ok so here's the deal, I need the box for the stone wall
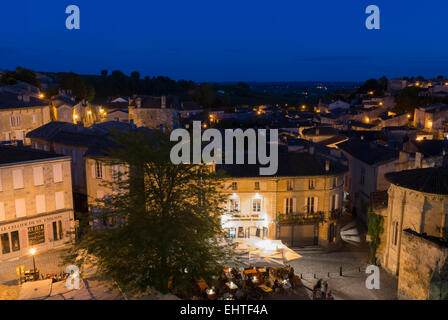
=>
[130,107,177,130]
[397,229,448,300]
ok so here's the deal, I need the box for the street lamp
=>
[30,248,37,274]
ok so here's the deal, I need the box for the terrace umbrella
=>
[248,251,285,267]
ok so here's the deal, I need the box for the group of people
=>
[313,279,334,300]
[190,266,302,300]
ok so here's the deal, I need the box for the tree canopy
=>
[0,66,41,88]
[65,129,234,296]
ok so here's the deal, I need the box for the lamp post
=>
[30,248,37,274]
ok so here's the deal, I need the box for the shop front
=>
[0,210,73,262]
[222,213,270,240]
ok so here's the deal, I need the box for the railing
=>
[329,208,343,220]
[277,211,325,224]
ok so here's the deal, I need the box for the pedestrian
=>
[321,281,328,300]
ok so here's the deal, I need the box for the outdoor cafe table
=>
[206,289,217,300]
[243,269,257,276]
[258,284,272,293]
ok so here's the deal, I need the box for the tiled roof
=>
[0,145,67,165]
[385,167,448,195]
[302,126,339,136]
[338,139,398,165]
[0,92,48,110]
[407,140,448,157]
[317,135,348,146]
[216,152,347,178]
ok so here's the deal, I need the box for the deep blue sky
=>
[0,0,447,82]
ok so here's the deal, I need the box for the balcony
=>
[277,208,342,224]
[329,208,343,220]
[277,212,324,224]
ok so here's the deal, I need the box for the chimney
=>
[325,160,330,172]
[136,97,142,108]
[161,96,167,109]
[415,152,423,168]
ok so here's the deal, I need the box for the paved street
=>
[0,245,398,300]
[290,249,398,300]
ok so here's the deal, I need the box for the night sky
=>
[0,0,447,81]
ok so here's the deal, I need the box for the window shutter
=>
[15,198,26,218]
[293,197,297,213]
[0,202,5,221]
[53,163,63,183]
[13,169,24,189]
[284,198,287,214]
[102,164,107,180]
[55,192,65,210]
[33,167,44,186]
[36,195,46,214]
[335,194,339,209]
[314,197,319,212]
[91,162,96,178]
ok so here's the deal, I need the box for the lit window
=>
[308,179,315,190]
[229,199,240,212]
[95,161,103,179]
[252,199,261,212]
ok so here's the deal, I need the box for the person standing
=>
[321,281,328,300]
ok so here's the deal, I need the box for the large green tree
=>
[66,129,233,295]
[59,72,95,101]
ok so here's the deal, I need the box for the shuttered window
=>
[0,202,5,221]
[36,195,46,214]
[15,199,26,218]
[53,163,63,183]
[13,169,24,189]
[33,167,44,186]
[55,192,65,210]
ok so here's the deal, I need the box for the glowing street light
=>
[30,248,37,274]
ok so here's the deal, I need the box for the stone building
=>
[128,95,179,131]
[339,139,402,224]
[0,91,51,144]
[84,145,347,248]
[0,145,75,261]
[414,103,448,131]
[51,90,96,126]
[27,121,132,213]
[216,152,347,248]
[380,168,448,299]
